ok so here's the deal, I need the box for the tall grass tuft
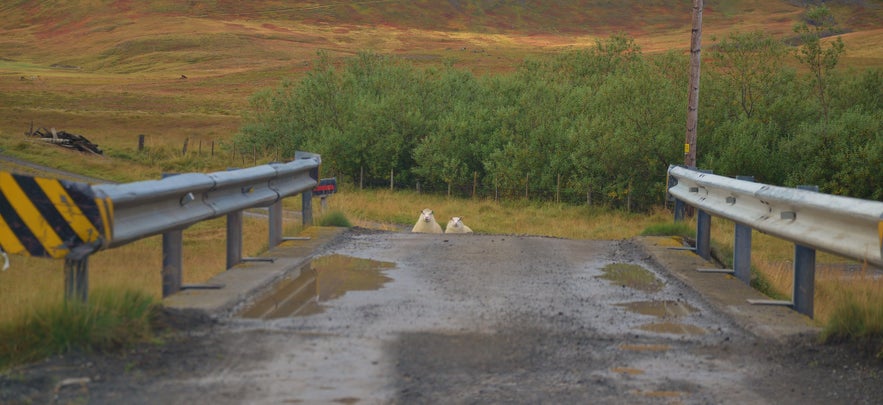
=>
[819,276,883,357]
[0,289,160,370]
[640,221,694,239]
[318,210,352,227]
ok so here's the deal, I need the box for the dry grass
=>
[322,185,673,239]
[0,215,295,323]
[705,217,883,326]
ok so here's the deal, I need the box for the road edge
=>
[162,226,350,320]
[633,235,821,342]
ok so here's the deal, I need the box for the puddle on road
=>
[638,322,706,335]
[597,263,664,293]
[618,344,671,352]
[616,300,705,335]
[237,254,394,319]
[635,390,685,400]
[612,367,645,375]
[617,300,698,318]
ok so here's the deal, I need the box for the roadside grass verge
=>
[322,185,673,239]
[820,278,883,357]
[640,221,694,239]
[644,215,883,355]
[0,288,160,370]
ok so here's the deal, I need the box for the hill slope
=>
[0,0,880,180]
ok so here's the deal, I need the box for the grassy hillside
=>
[0,0,880,181]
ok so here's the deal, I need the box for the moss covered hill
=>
[0,0,880,182]
[2,0,881,75]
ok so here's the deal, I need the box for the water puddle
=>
[618,344,671,352]
[617,300,698,318]
[635,390,685,400]
[597,263,664,293]
[638,322,706,335]
[612,367,645,375]
[238,254,394,319]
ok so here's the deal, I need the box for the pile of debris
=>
[26,127,103,155]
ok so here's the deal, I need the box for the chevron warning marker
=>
[0,172,112,259]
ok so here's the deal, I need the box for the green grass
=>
[821,290,883,358]
[640,221,694,238]
[0,289,161,370]
[317,210,353,227]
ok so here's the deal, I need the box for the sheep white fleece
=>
[412,208,443,233]
[444,216,473,234]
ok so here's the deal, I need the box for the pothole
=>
[237,254,394,319]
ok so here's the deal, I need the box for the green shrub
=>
[318,210,352,227]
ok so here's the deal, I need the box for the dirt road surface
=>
[3,228,883,404]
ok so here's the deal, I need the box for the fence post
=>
[525,174,529,199]
[556,173,561,204]
[793,185,819,318]
[138,134,145,152]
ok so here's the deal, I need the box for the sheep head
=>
[419,208,435,223]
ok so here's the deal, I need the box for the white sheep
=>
[444,216,473,234]
[411,208,443,233]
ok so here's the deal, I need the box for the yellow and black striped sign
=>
[0,172,112,259]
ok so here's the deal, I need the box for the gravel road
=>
[3,228,883,404]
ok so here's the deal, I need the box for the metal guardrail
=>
[667,165,883,318]
[0,152,321,301]
[95,156,320,248]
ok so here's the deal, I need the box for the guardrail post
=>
[160,172,184,297]
[733,223,752,284]
[793,243,816,318]
[674,199,686,222]
[162,230,183,297]
[793,185,819,318]
[733,175,755,285]
[302,190,313,227]
[696,209,711,260]
[269,200,283,248]
[64,258,89,302]
[227,211,243,269]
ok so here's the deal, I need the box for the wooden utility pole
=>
[684,0,703,168]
